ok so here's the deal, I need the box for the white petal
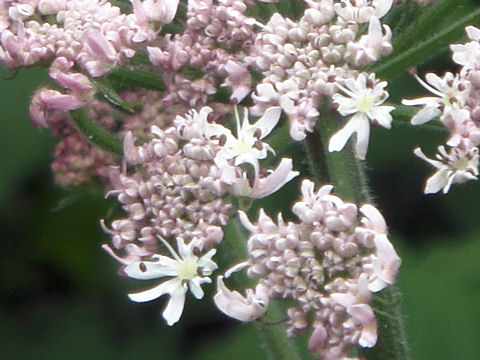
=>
[329,115,362,154]
[330,292,355,308]
[360,204,387,232]
[424,169,449,194]
[253,106,281,138]
[353,114,371,160]
[369,106,393,129]
[401,97,440,107]
[128,277,181,303]
[124,257,178,280]
[163,285,187,326]
[189,278,205,299]
[413,147,444,169]
[410,106,441,125]
[466,25,480,41]
[249,158,299,198]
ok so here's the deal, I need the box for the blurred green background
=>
[1,58,480,360]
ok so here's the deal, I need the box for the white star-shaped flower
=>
[401,72,471,125]
[414,141,479,194]
[329,73,394,160]
[215,106,280,169]
[214,106,281,185]
[124,236,217,326]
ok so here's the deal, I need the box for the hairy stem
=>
[372,0,480,79]
[70,108,123,155]
[305,105,410,360]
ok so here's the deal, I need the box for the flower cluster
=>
[215,179,400,359]
[0,0,173,126]
[249,0,394,158]
[102,104,297,324]
[402,26,480,193]
[147,0,258,106]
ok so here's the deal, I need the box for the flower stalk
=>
[305,104,410,360]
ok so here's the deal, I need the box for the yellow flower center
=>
[454,158,469,171]
[177,257,198,280]
[356,92,374,113]
[233,140,253,155]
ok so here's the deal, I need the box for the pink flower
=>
[214,276,269,322]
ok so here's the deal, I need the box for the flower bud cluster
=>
[249,0,393,141]
[215,179,400,359]
[45,89,186,187]
[0,0,159,124]
[103,105,298,269]
[402,26,480,194]
[147,0,256,106]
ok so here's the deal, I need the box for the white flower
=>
[450,26,480,69]
[124,237,217,326]
[347,16,392,66]
[329,73,394,160]
[414,142,479,194]
[231,158,299,199]
[401,72,470,125]
[215,106,281,176]
[334,0,393,23]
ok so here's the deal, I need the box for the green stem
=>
[221,218,313,360]
[305,105,410,360]
[107,67,165,91]
[70,109,123,155]
[372,2,480,78]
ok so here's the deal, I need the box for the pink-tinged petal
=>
[128,277,181,302]
[144,0,180,24]
[249,158,299,198]
[39,90,85,111]
[308,325,328,352]
[214,277,268,322]
[330,292,355,308]
[350,304,377,348]
[369,234,401,291]
[83,30,116,63]
[29,96,48,128]
[131,0,149,24]
[51,71,93,93]
[163,285,187,326]
[360,204,387,233]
